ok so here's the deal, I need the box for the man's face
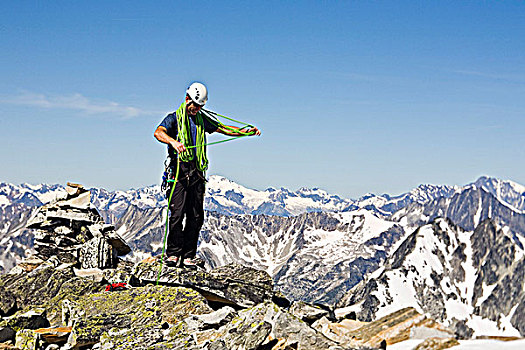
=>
[186,97,203,116]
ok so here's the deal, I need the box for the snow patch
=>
[0,195,10,206]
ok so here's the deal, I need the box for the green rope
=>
[156,109,257,284]
[156,158,180,285]
[203,109,254,128]
[175,102,210,172]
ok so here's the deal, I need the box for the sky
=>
[1,1,524,198]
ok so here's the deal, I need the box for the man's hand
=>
[154,126,186,153]
[247,127,261,136]
[170,140,187,154]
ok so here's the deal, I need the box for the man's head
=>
[185,82,208,115]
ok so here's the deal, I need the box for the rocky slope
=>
[1,254,468,350]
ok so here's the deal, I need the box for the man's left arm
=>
[216,125,261,136]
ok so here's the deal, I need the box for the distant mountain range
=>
[1,175,524,337]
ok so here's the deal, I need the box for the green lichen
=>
[67,286,211,347]
[15,329,39,349]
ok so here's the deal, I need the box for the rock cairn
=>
[26,183,130,269]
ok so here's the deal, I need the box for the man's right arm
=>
[154,126,186,154]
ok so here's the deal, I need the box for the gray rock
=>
[99,327,165,350]
[65,285,212,347]
[1,308,50,331]
[24,184,131,269]
[221,320,272,350]
[0,290,17,317]
[15,329,41,349]
[289,301,330,325]
[79,237,118,269]
[225,301,348,350]
[34,241,80,263]
[0,265,74,311]
[86,224,130,256]
[105,231,131,256]
[449,318,473,339]
[59,191,91,210]
[133,262,275,308]
[73,268,105,282]
[184,306,236,331]
[0,326,16,343]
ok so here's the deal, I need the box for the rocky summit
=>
[2,179,525,349]
[0,253,466,350]
[0,184,471,350]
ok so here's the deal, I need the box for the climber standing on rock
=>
[154,82,260,269]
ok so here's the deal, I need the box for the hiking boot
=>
[165,256,180,268]
[182,257,205,269]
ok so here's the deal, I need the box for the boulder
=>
[79,237,118,269]
[192,301,354,350]
[73,268,105,282]
[98,326,166,350]
[289,301,330,325]
[33,241,80,263]
[0,266,74,312]
[216,320,272,350]
[8,256,46,275]
[0,290,17,317]
[68,314,133,348]
[312,307,454,349]
[133,262,275,308]
[65,285,212,348]
[0,265,106,327]
[87,224,130,256]
[184,306,236,332]
[1,308,49,332]
[0,326,16,343]
[15,329,40,350]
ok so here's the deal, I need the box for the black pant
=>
[165,161,205,259]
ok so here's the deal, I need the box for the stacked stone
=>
[27,183,130,269]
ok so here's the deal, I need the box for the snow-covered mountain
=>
[0,182,66,207]
[337,217,525,338]
[393,184,525,237]
[354,183,458,217]
[201,210,405,304]
[204,176,357,216]
[474,176,525,211]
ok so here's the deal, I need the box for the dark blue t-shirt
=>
[159,111,219,160]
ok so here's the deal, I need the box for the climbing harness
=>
[156,109,257,285]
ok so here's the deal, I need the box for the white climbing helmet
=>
[186,82,208,106]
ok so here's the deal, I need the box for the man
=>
[154,82,260,268]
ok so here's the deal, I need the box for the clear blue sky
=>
[1,1,524,198]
